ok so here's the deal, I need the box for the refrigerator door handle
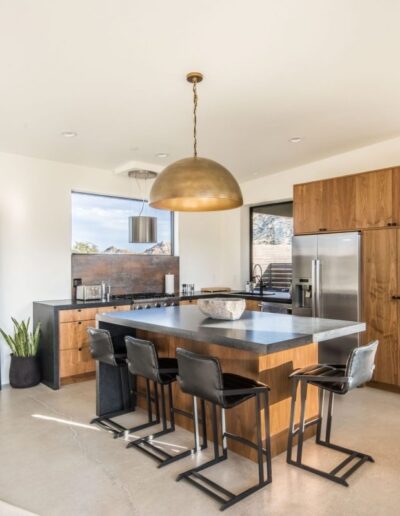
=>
[311,259,317,317]
[315,259,321,317]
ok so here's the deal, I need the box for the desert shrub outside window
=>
[71,191,174,255]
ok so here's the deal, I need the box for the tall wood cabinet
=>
[362,229,399,386]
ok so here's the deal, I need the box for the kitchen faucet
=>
[252,263,265,296]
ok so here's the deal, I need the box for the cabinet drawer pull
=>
[77,309,82,312]
[319,228,327,232]
[78,321,82,325]
[391,295,400,300]
[78,347,82,351]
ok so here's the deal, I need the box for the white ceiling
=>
[1,0,400,181]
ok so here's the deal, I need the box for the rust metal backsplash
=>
[71,254,179,296]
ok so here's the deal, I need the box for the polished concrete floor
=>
[0,381,399,516]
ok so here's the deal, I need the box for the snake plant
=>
[0,318,41,357]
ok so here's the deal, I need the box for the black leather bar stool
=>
[87,327,159,438]
[287,340,378,486]
[175,348,272,512]
[125,336,207,468]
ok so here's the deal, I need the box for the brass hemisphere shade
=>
[150,157,243,211]
[149,72,243,212]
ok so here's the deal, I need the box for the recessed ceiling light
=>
[61,131,77,138]
[289,137,302,143]
[156,152,169,158]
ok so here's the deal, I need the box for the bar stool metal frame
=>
[176,348,272,512]
[125,336,208,468]
[287,340,379,486]
[87,327,160,438]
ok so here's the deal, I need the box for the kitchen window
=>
[250,202,293,290]
[71,191,174,255]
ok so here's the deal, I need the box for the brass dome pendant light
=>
[149,72,243,211]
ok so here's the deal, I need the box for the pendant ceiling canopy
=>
[149,72,243,212]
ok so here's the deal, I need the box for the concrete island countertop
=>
[97,305,365,355]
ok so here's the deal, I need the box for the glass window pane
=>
[71,192,173,255]
[251,202,293,291]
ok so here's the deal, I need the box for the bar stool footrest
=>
[177,456,272,512]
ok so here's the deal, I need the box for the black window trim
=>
[71,190,175,256]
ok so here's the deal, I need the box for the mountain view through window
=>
[71,192,173,255]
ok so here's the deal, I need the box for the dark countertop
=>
[34,290,291,310]
[32,299,134,310]
[97,305,365,355]
[180,290,292,304]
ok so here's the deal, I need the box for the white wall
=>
[232,135,400,287]
[0,151,144,385]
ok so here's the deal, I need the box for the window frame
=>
[249,201,293,281]
[71,190,175,256]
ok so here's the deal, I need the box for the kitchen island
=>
[97,306,365,460]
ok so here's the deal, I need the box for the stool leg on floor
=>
[296,380,308,464]
[91,366,160,438]
[286,378,298,463]
[177,396,272,512]
[316,388,324,444]
[128,387,207,468]
[287,382,375,486]
[264,390,272,482]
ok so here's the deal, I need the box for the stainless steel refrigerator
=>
[292,232,361,363]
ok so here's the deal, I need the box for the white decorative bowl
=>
[197,297,246,321]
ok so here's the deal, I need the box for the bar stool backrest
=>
[345,340,379,390]
[125,336,160,382]
[176,348,224,405]
[87,327,118,366]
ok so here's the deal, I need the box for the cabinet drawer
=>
[59,308,99,323]
[60,346,96,378]
[97,305,131,314]
[59,320,95,350]
[59,304,131,323]
[180,299,197,305]
[245,299,261,311]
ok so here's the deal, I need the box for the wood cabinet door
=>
[363,229,398,385]
[59,320,94,350]
[245,299,260,311]
[322,175,356,231]
[356,169,394,229]
[392,167,400,227]
[59,346,96,378]
[293,181,324,234]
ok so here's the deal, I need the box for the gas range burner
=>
[111,292,176,301]
[111,292,178,310]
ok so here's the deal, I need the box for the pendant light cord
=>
[135,176,145,216]
[193,78,198,157]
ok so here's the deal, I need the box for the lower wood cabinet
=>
[58,305,131,381]
[245,299,261,311]
[33,302,131,389]
[59,346,95,378]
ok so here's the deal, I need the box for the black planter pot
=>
[9,355,41,388]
